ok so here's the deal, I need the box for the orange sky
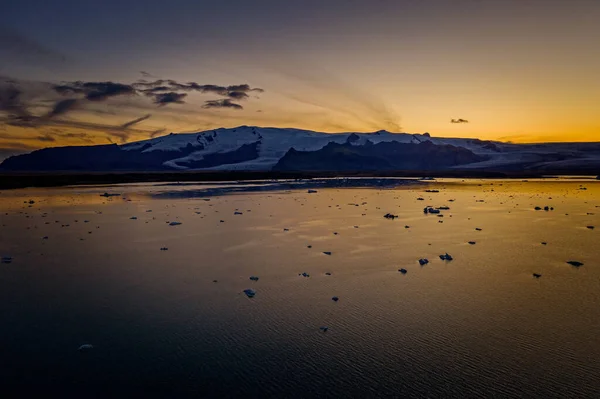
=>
[1,0,599,158]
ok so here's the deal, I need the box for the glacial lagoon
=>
[1,178,599,397]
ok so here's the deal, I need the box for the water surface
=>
[1,178,599,398]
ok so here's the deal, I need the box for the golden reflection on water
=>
[0,178,600,397]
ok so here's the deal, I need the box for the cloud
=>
[227,91,249,100]
[150,128,166,138]
[54,81,136,101]
[36,133,56,142]
[202,99,243,110]
[134,80,264,100]
[0,83,31,122]
[121,114,152,128]
[451,118,469,124]
[0,26,66,66]
[47,98,78,118]
[152,92,187,105]
[0,75,263,143]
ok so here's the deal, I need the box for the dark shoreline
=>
[1,170,598,190]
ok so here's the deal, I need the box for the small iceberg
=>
[243,289,256,298]
[567,261,584,267]
[439,253,453,261]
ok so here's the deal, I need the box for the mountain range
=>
[2,126,600,174]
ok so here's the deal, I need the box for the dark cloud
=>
[227,91,249,100]
[0,83,31,122]
[202,99,243,110]
[121,114,152,128]
[451,118,469,124]
[47,98,78,118]
[1,76,263,143]
[134,80,264,100]
[54,81,136,101]
[152,92,187,105]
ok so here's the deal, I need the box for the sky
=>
[1,0,599,159]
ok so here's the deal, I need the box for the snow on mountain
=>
[2,125,600,173]
[119,126,495,170]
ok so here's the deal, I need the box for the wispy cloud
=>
[0,75,264,142]
[0,26,67,66]
[121,114,152,128]
[202,99,243,110]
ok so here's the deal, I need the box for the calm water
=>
[1,178,599,398]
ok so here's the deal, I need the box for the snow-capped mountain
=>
[2,126,600,173]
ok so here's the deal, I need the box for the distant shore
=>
[1,170,598,190]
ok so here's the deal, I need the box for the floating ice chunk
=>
[567,261,583,267]
[439,253,453,261]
